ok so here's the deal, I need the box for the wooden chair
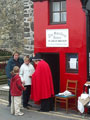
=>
[55,80,78,113]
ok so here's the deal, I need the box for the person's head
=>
[32,53,42,64]
[12,66,19,74]
[13,51,19,61]
[24,56,30,65]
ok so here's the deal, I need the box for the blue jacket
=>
[5,57,24,85]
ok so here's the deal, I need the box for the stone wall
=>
[24,0,34,56]
[0,0,34,56]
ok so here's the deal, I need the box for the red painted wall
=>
[34,0,87,96]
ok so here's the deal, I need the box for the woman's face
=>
[13,53,19,61]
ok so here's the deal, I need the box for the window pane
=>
[66,53,78,73]
[53,13,60,22]
[61,1,66,11]
[61,12,66,22]
[50,0,66,24]
[53,2,60,11]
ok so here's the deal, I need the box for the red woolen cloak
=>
[31,60,54,102]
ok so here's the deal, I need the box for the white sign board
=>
[70,58,77,69]
[46,29,69,47]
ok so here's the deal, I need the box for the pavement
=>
[0,84,90,120]
[0,84,9,101]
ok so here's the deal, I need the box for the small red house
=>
[32,0,90,96]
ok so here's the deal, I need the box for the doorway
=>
[40,53,60,94]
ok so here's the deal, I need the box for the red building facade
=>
[33,0,89,96]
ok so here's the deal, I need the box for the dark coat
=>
[5,57,23,86]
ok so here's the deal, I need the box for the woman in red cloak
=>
[31,53,54,112]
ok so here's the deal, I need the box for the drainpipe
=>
[81,0,90,114]
[80,0,89,81]
[86,10,89,81]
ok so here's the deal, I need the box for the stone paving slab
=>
[0,84,9,101]
[0,84,9,91]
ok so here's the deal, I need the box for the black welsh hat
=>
[32,53,42,61]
